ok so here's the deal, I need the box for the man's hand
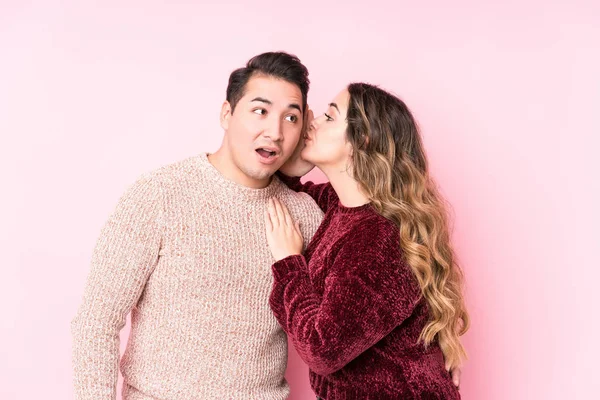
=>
[279,107,315,177]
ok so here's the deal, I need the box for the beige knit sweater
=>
[71,153,323,400]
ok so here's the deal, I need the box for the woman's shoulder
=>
[341,209,400,252]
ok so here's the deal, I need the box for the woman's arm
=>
[269,221,421,375]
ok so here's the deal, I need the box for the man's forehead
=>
[243,76,302,104]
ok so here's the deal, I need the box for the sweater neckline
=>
[335,200,373,215]
[196,153,282,201]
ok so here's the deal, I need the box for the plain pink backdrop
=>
[1,1,599,399]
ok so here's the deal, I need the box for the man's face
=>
[220,75,303,186]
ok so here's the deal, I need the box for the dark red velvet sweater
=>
[270,176,460,400]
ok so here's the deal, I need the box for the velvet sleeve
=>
[269,221,422,375]
[276,172,336,213]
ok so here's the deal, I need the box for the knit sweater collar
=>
[196,152,283,201]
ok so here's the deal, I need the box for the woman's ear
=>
[345,140,354,157]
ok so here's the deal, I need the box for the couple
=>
[72,51,469,400]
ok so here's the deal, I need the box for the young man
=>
[71,52,324,400]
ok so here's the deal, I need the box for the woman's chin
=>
[300,149,313,163]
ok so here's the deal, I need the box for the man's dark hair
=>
[226,51,310,113]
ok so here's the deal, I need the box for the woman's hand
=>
[265,198,304,261]
[449,366,461,389]
[279,107,315,177]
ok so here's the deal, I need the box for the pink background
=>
[1,1,599,399]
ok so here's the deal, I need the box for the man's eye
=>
[254,109,267,115]
[285,115,298,123]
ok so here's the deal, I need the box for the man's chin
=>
[260,160,285,175]
[246,166,278,181]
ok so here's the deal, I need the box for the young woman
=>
[265,83,469,399]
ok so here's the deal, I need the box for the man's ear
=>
[220,101,232,130]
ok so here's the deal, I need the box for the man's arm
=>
[71,174,163,400]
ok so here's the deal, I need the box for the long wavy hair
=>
[346,82,469,369]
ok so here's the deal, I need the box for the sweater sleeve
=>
[276,172,336,213]
[71,174,163,400]
[269,221,422,376]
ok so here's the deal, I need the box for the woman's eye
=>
[254,109,267,115]
[324,113,333,121]
[285,115,299,123]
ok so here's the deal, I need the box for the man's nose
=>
[264,117,283,141]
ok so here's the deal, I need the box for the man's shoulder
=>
[146,154,201,179]
[135,154,206,190]
[277,184,323,216]
[277,185,323,242]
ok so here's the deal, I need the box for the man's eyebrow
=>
[250,97,301,113]
[329,102,340,113]
[250,97,272,105]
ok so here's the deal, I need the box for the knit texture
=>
[270,175,460,400]
[71,154,323,400]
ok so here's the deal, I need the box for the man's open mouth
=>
[256,148,278,158]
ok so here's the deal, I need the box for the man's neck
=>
[207,149,272,189]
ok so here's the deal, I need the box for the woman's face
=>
[301,88,353,169]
